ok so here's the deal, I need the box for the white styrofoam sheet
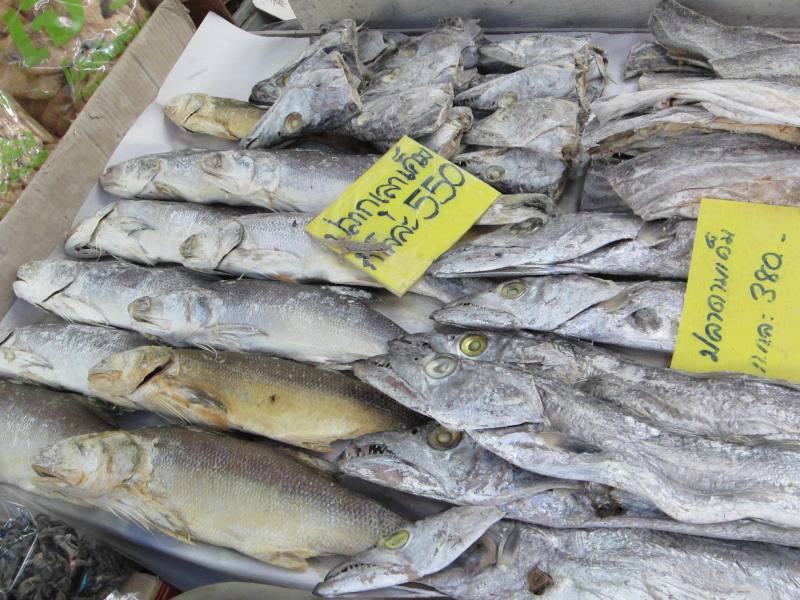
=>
[0,14,651,593]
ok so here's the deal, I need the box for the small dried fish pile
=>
[582,0,800,215]
[318,507,800,599]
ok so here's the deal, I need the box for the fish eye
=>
[500,281,526,300]
[485,165,505,182]
[283,112,304,133]
[400,45,417,58]
[280,73,291,85]
[499,91,517,108]
[381,529,410,549]
[381,68,401,83]
[427,426,462,450]
[527,568,554,595]
[459,334,488,357]
[424,355,457,379]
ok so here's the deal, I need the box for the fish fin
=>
[45,295,109,326]
[206,324,270,344]
[0,347,53,371]
[180,219,244,271]
[280,448,339,475]
[320,285,374,302]
[496,523,522,568]
[536,431,601,454]
[116,217,152,235]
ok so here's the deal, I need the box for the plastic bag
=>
[0,89,54,217]
[0,0,148,137]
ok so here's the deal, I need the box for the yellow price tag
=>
[672,199,800,381]
[306,136,500,295]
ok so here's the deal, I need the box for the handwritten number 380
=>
[749,252,783,303]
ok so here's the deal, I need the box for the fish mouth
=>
[432,303,519,329]
[315,562,413,597]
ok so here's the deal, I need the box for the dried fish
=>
[418,106,473,159]
[603,133,800,219]
[455,66,585,110]
[164,93,265,141]
[432,213,694,279]
[454,148,566,196]
[433,275,684,352]
[624,41,711,78]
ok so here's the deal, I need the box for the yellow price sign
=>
[306,136,501,295]
[672,199,800,381]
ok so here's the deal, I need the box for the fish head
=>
[13,260,80,305]
[400,331,522,364]
[100,156,161,198]
[337,422,474,500]
[128,287,214,340]
[164,93,206,129]
[33,431,146,497]
[356,340,541,430]
[64,204,117,258]
[88,346,174,397]
[432,280,533,330]
[315,506,504,597]
[179,219,244,272]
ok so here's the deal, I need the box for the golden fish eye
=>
[400,45,417,58]
[427,426,462,450]
[486,166,505,182]
[460,334,488,357]
[354,111,375,126]
[283,112,304,133]
[424,355,457,379]
[382,529,410,549]
[500,281,526,299]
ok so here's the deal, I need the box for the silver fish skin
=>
[14,260,211,330]
[476,194,559,226]
[65,200,251,265]
[637,71,714,89]
[127,279,405,366]
[34,427,407,570]
[603,133,800,220]
[455,66,583,111]
[409,330,800,446]
[338,421,572,507]
[250,19,362,106]
[433,275,684,352]
[710,45,800,86]
[454,148,566,196]
[338,84,452,144]
[100,148,378,212]
[478,35,606,78]
[241,50,362,149]
[339,421,800,549]
[431,213,694,279]
[623,41,711,78]
[366,345,800,529]
[590,79,800,128]
[424,522,800,600]
[650,0,794,64]
[464,98,579,160]
[357,30,389,64]
[0,324,148,407]
[0,381,110,494]
[179,212,374,285]
[368,19,481,96]
[417,106,473,159]
[316,506,503,597]
[178,213,482,301]
[583,105,800,155]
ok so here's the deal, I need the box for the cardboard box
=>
[0,0,195,316]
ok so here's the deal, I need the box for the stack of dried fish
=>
[7,12,800,599]
[582,0,800,217]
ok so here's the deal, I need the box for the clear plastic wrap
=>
[0,0,149,137]
[0,89,54,216]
